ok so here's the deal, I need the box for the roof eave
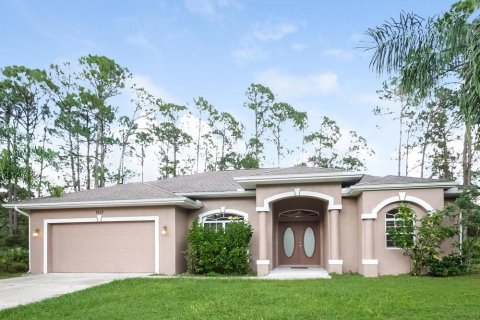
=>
[234,172,364,189]
[2,197,204,210]
[342,181,459,197]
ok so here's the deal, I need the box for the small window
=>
[385,208,414,248]
[202,213,245,231]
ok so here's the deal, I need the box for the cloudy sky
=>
[0,0,454,178]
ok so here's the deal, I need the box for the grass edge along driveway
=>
[1,274,479,320]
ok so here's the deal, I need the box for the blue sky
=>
[0,0,454,176]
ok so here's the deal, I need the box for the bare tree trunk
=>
[398,97,404,176]
[462,124,472,186]
[68,131,77,191]
[86,138,91,190]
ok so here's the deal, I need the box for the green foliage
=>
[429,254,466,277]
[388,203,457,275]
[446,186,480,271]
[0,247,28,273]
[185,219,253,275]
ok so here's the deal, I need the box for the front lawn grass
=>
[0,273,23,280]
[1,274,479,319]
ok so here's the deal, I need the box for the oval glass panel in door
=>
[303,227,315,258]
[283,227,295,257]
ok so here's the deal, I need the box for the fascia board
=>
[3,197,203,210]
[342,181,459,197]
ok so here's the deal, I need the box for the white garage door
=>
[50,221,155,273]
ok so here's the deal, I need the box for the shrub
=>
[0,247,29,273]
[429,254,466,277]
[388,204,457,275]
[186,219,253,275]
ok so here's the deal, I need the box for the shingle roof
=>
[356,175,449,186]
[147,168,275,193]
[13,181,182,205]
[4,166,454,206]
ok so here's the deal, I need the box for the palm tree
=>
[365,0,480,185]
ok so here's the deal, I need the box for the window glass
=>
[202,213,245,230]
[385,207,414,248]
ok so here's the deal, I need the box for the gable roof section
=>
[234,167,363,189]
[343,174,457,196]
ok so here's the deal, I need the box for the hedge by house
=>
[0,247,29,273]
[185,219,253,275]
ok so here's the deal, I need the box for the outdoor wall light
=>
[32,228,40,237]
[161,226,168,236]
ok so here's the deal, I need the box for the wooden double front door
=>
[279,221,320,265]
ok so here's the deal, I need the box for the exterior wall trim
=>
[43,216,160,274]
[361,192,434,220]
[256,260,270,265]
[256,189,342,212]
[362,259,379,265]
[328,259,343,265]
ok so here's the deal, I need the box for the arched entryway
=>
[271,196,329,268]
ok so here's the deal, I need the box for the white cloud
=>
[322,49,354,60]
[125,32,153,49]
[233,20,299,62]
[291,43,306,51]
[251,21,298,42]
[256,68,339,98]
[130,74,181,104]
[232,40,268,62]
[184,0,240,18]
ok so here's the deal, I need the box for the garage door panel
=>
[51,221,155,273]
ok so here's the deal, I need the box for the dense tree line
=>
[0,55,373,239]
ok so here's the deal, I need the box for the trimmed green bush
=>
[185,219,252,275]
[429,254,466,277]
[0,247,29,273]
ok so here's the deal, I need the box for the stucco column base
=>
[256,262,270,276]
[362,260,378,278]
[362,264,378,277]
[328,263,343,274]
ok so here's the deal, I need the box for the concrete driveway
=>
[0,273,149,310]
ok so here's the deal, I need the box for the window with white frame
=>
[385,207,415,248]
[201,213,245,231]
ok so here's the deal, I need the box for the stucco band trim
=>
[328,259,343,265]
[43,216,160,274]
[362,259,379,265]
[361,193,434,220]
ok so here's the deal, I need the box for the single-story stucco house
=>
[4,166,460,277]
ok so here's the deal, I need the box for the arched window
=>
[385,207,415,248]
[201,212,246,231]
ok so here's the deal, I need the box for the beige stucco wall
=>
[340,198,359,273]
[361,188,446,275]
[27,183,453,277]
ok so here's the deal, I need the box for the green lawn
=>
[0,273,23,280]
[1,274,479,320]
